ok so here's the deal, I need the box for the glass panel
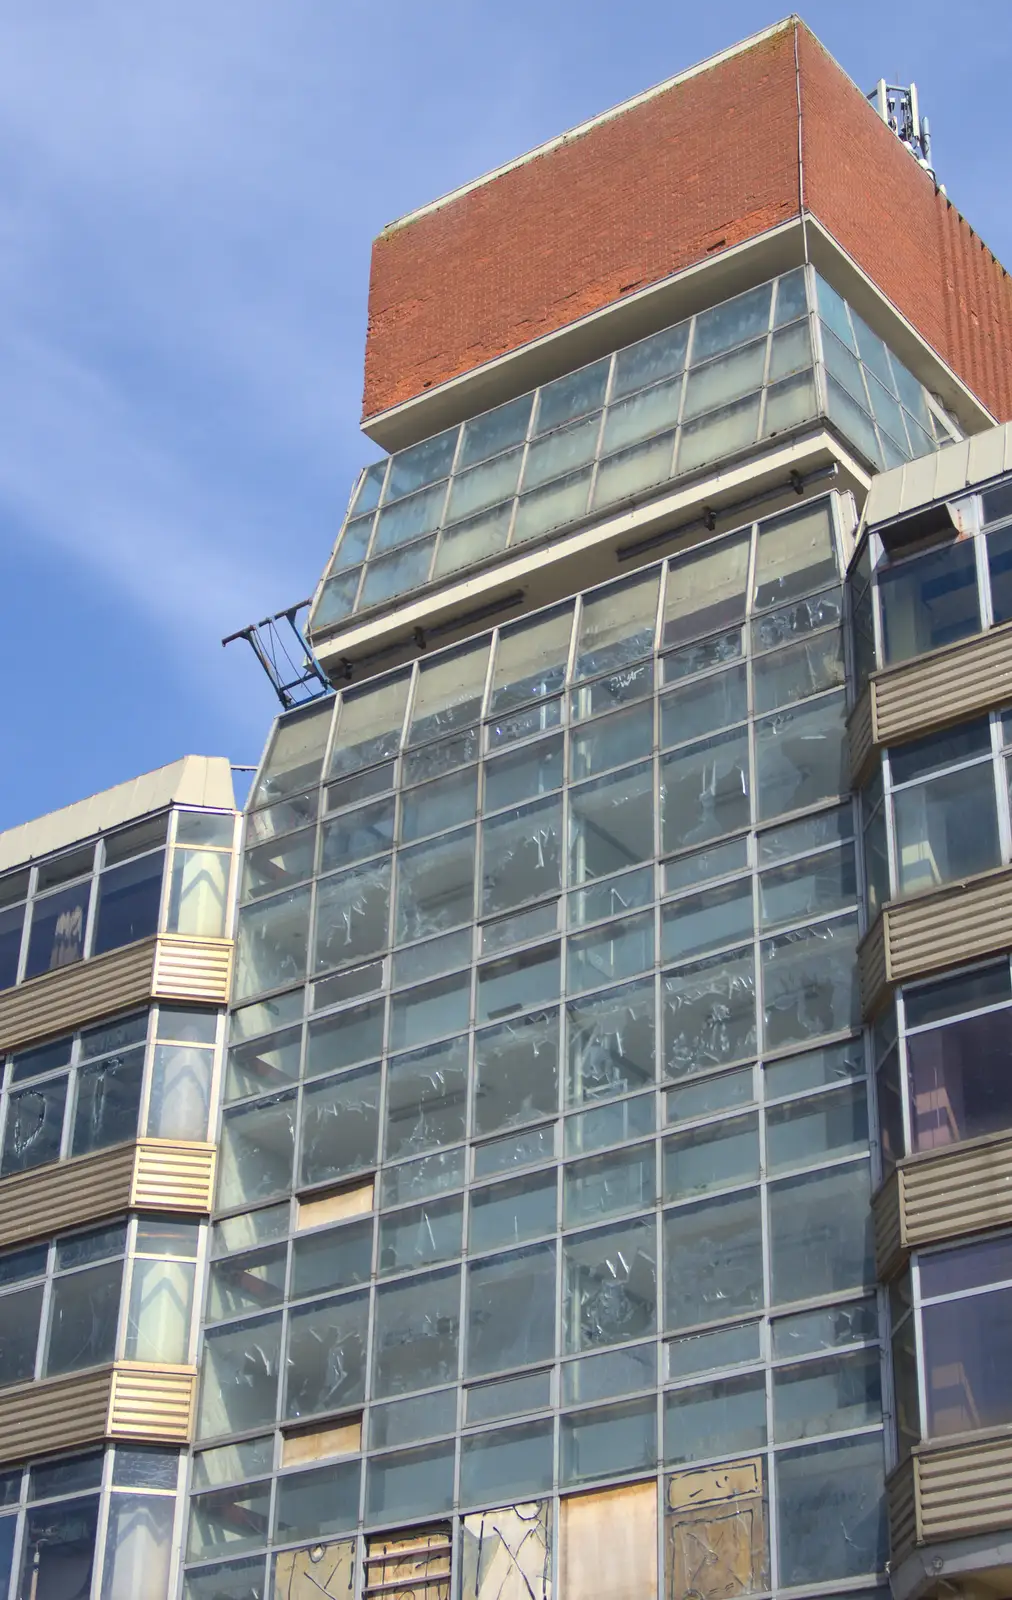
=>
[987,523,1012,626]
[385,1036,469,1160]
[907,1008,1012,1151]
[571,705,652,780]
[320,797,396,871]
[369,1387,457,1448]
[274,1460,360,1542]
[664,835,748,893]
[0,904,24,991]
[759,843,855,929]
[386,431,457,502]
[463,1245,549,1383]
[773,1348,881,1440]
[567,978,656,1106]
[613,322,689,398]
[234,887,310,1001]
[661,727,750,851]
[666,1320,761,1379]
[922,1285,1012,1436]
[305,1000,383,1080]
[569,762,654,884]
[71,1047,145,1155]
[409,644,490,746]
[566,1091,655,1155]
[569,865,653,929]
[393,927,472,989]
[567,913,653,994]
[290,1220,373,1298]
[329,673,410,779]
[207,1246,287,1322]
[218,1092,297,1208]
[473,1125,555,1179]
[1,1079,67,1174]
[754,501,838,610]
[594,431,676,509]
[473,1010,559,1136]
[893,762,1000,896]
[459,394,533,469]
[482,796,563,916]
[563,1217,657,1352]
[602,376,682,454]
[365,1441,454,1523]
[920,1233,1012,1299]
[102,1493,175,1600]
[467,1369,551,1422]
[660,663,747,748]
[484,737,563,812]
[904,961,1011,1029]
[242,830,314,902]
[754,691,848,821]
[562,1396,656,1485]
[45,1260,123,1374]
[25,881,91,978]
[664,1371,766,1465]
[683,340,766,420]
[167,847,228,937]
[879,541,980,663]
[692,283,771,363]
[563,1340,656,1402]
[524,412,601,491]
[315,859,391,972]
[18,1497,100,1600]
[396,829,474,943]
[372,1267,460,1396]
[565,1143,655,1225]
[663,946,757,1077]
[379,1195,462,1274]
[284,1291,368,1417]
[390,971,470,1051]
[767,1084,868,1172]
[469,1170,557,1251]
[662,878,753,962]
[663,1188,763,1330]
[512,468,593,543]
[125,1257,194,1362]
[380,1147,465,1208]
[663,1114,759,1199]
[753,630,844,713]
[401,770,477,843]
[574,572,660,679]
[764,1037,864,1098]
[666,1069,753,1124]
[490,605,574,715]
[253,700,332,806]
[772,1297,878,1359]
[446,450,523,525]
[762,914,859,1050]
[677,392,760,474]
[183,1555,266,1598]
[0,1284,44,1385]
[663,533,750,649]
[535,359,609,433]
[775,1434,885,1585]
[768,1161,872,1305]
[460,1419,554,1504]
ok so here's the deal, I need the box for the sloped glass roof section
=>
[310,269,958,637]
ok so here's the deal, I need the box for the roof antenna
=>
[867,79,942,190]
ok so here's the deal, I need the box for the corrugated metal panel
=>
[0,939,156,1055]
[0,1142,136,1249]
[858,913,889,1020]
[901,1133,1012,1251]
[916,1432,1012,1543]
[847,687,876,788]
[872,624,1012,750]
[887,1457,919,1569]
[873,1170,904,1280]
[886,868,1012,988]
[107,1364,196,1442]
[0,1368,113,1464]
[132,1141,216,1213]
[152,937,233,1004]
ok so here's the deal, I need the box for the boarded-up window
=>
[664,1458,768,1600]
[560,1479,657,1599]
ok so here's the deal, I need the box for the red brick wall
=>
[363,25,802,419]
[799,27,1012,422]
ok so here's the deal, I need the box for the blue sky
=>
[1,0,1009,830]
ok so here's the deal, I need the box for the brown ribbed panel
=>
[0,939,156,1054]
[872,1170,904,1281]
[0,1368,114,1464]
[872,623,1012,750]
[152,937,233,1005]
[885,867,1012,988]
[858,913,889,1020]
[0,1143,137,1249]
[886,1456,919,1569]
[847,686,877,789]
[131,1141,216,1212]
[901,1132,1012,1252]
[916,1432,1012,1543]
[107,1364,196,1442]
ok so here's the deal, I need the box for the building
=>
[0,759,240,1597]
[4,14,1012,1600]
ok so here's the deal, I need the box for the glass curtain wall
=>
[309,271,956,634]
[184,494,887,1598]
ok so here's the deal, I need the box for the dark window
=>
[923,1283,1012,1436]
[18,1495,100,1600]
[24,883,91,979]
[907,1009,1012,1152]
[93,853,164,955]
[70,1048,145,1156]
[0,905,24,991]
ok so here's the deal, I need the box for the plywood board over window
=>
[560,1479,657,1599]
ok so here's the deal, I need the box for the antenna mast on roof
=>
[867,80,938,185]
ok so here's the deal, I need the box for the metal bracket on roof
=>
[222,601,331,710]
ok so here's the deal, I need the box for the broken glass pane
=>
[753,631,845,713]
[253,699,334,807]
[775,1433,885,1585]
[234,887,310,1001]
[567,977,656,1107]
[385,1036,469,1160]
[299,1065,380,1187]
[666,1320,761,1380]
[663,1189,763,1331]
[490,605,574,715]
[663,947,756,1077]
[380,1147,466,1208]
[218,1093,296,1209]
[284,1291,367,1419]
[763,1036,864,1099]
[314,860,391,973]
[1,1079,67,1175]
[563,1217,657,1353]
[403,727,479,785]
[197,1314,282,1439]
[461,1420,554,1505]
[569,865,653,930]
[242,827,315,904]
[754,691,848,822]
[461,1501,551,1600]
[487,698,563,750]
[574,571,660,680]
[473,1125,555,1179]
[482,796,563,916]
[409,645,490,749]
[372,1267,460,1396]
[753,500,838,610]
[208,1246,286,1323]
[71,1047,145,1155]
[396,828,474,943]
[661,727,750,852]
[664,1373,766,1465]
[768,1161,872,1305]
[329,673,410,780]
[466,1243,556,1378]
[473,1010,559,1137]
[762,914,859,1049]
[188,1480,270,1560]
